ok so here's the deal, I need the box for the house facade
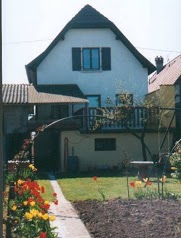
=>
[23,5,173,172]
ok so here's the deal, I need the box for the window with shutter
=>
[83,48,100,70]
[72,47,111,71]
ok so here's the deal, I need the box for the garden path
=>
[48,174,91,238]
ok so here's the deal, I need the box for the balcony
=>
[78,106,160,132]
[28,106,160,132]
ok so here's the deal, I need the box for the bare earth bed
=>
[73,199,181,238]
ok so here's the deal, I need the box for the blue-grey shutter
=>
[72,48,81,71]
[102,47,111,70]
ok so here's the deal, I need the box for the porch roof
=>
[3,84,88,104]
[28,84,88,104]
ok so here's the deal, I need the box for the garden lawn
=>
[37,177,55,201]
[57,174,181,201]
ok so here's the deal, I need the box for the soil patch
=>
[73,199,181,238]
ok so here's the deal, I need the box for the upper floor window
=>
[86,95,101,107]
[72,47,111,71]
[83,48,100,70]
[116,93,133,106]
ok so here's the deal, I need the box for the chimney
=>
[155,56,164,74]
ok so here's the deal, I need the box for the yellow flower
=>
[30,209,39,216]
[12,205,17,211]
[30,201,36,207]
[160,176,166,183]
[44,200,50,205]
[42,213,49,220]
[49,215,56,221]
[23,201,28,206]
[17,179,24,185]
[135,180,142,186]
[25,212,33,220]
[38,212,43,218]
[29,164,33,169]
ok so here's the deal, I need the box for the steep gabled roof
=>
[3,84,88,104]
[26,4,155,84]
[148,54,181,93]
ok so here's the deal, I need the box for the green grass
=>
[36,171,181,202]
[37,173,55,201]
[56,172,181,201]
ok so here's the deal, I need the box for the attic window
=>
[83,48,100,70]
[72,47,111,71]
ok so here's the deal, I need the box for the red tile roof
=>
[148,54,181,93]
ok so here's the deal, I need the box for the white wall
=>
[60,131,172,172]
[37,29,148,106]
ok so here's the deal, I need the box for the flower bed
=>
[6,163,58,238]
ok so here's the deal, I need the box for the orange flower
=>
[41,186,45,193]
[130,181,135,187]
[146,181,152,186]
[93,176,97,181]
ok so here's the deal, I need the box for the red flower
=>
[40,231,47,238]
[146,181,152,186]
[53,192,57,197]
[14,186,18,192]
[93,176,97,181]
[130,181,135,187]
[54,200,58,205]
[41,186,45,193]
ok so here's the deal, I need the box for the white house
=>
[25,5,171,172]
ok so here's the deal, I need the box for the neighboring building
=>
[3,84,31,160]
[6,5,172,171]
[147,55,181,141]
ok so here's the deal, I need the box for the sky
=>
[2,0,181,84]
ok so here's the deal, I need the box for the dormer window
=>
[72,47,111,71]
